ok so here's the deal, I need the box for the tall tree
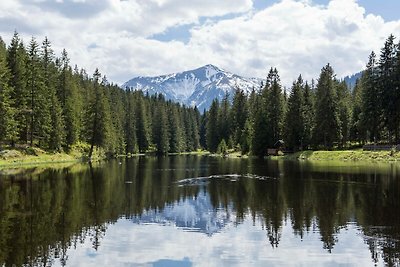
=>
[26,37,50,145]
[0,38,18,145]
[313,64,340,148]
[135,93,151,152]
[302,82,314,149]
[125,90,138,154]
[231,87,248,149]
[41,37,64,150]
[378,35,397,142]
[206,99,220,153]
[7,32,28,142]
[284,76,305,150]
[265,68,284,147]
[152,97,169,155]
[87,69,112,158]
[361,52,381,143]
[336,81,351,147]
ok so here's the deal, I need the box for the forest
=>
[0,32,400,157]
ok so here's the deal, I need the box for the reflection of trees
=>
[0,157,399,266]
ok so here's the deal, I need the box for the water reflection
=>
[0,156,399,266]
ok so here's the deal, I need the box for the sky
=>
[1,0,400,86]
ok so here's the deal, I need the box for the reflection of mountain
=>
[130,193,235,236]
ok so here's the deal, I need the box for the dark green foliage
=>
[7,32,28,142]
[313,64,341,149]
[124,90,138,154]
[231,88,248,147]
[265,68,284,147]
[284,76,305,150]
[0,39,18,144]
[152,98,169,155]
[361,52,381,143]
[1,33,400,155]
[206,99,219,153]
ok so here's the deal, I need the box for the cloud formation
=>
[0,0,400,85]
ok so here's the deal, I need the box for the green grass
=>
[0,143,106,169]
[276,150,400,162]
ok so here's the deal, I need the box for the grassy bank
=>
[0,143,105,169]
[275,150,400,162]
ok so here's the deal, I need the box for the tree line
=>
[1,33,399,157]
[205,34,400,156]
[0,32,200,156]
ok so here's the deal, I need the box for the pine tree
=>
[231,87,248,149]
[284,76,304,150]
[135,93,151,152]
[206,99,219,152]
[265,68,284,147]
[125,90,138,154]
[7,32,28,143]
[87,69,112,158]
[58,49,81,147]
[42,37,65,150]
[378,35,397,142]
[0,39,18,145]
[167,104,184,153]
[302,82,314,149]
[26,37,50,146]
[251,91,268,157]
[217,93,231,146]
[349,79,365,143]
[152,98,169,155]
[336,81,351,147]
[361,52,381,143]
[313,64,340,149]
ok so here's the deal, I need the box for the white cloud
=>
[0,0,400,86]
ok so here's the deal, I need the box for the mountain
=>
[129,192,236,236]
[343,71,363,89]
[122,64,263,111]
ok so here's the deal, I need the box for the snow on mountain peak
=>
[122,65,263,111]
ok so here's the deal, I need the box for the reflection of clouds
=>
[130,194,234,235]
[61,218,377,267]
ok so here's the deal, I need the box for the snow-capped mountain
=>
[122,64,263,111]
[130,192,236,236]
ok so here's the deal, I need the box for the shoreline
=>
[1,149,399,171]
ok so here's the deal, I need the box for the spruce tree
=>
[361,52,381,143]
[231,87,248,149]
[313,64,340,149]
[135,93,151,152]
[265,68,284,147]
[284,76,304,150]
[125,90,138,154]
[41,37,65,150]
[152,99,169,155]
[349,79,365,143]
[7,32,28,143]
[302,82,314,149]
[0,40,18,145]
[26,37,50,146]
[378,35,397,142]
[206,99,219,152]
[336,81,351,147]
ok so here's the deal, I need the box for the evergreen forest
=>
[1,32,400,157]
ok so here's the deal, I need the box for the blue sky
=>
[0,0,399,85]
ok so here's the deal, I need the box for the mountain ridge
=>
[122,64,263,111]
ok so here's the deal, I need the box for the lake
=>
[0,156,399,266]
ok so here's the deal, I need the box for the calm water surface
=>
[0,156,400,266]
